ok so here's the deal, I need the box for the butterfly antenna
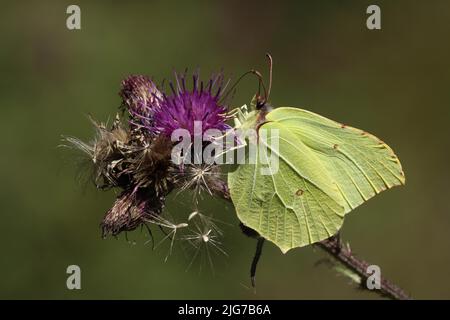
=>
[252,70,268,104]
[220,66,269,106]
[265,53,273,102]
[220,70,256,104]
[250,237,265,288]
[257,76,261,100]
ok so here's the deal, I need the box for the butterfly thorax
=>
[234,97,273,131]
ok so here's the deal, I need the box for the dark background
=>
[1,1,449,299]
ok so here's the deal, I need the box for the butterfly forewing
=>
[266,107,405,213]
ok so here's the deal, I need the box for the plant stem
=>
[209,178,411,300]
[316,236,411,300]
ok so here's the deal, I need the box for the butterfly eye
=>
[255,95,265,110]
[257,102,265,110]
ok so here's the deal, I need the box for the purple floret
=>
[152,72,230,137]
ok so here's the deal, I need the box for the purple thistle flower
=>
[152,72,230,137]
[119,75,162,129]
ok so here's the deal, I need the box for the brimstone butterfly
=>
[228,56,405,253]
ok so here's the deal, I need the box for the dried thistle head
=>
[63,113,176,193]
[101,188,165,237]
[63,115,132,189]
[88,117,130,186]
[128,134,174,196]
[119,75,162,130]
[92,116,130,161]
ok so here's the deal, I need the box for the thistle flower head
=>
[65,70,234,248]
[152,72,230,137]
[119,75,162,129]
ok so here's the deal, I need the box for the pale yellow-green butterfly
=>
[228,56,405,253]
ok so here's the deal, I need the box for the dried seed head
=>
[130,134,174,195]
[101,188,165,238]
[202,230,212,242]
[65,113,175,194]
[92,117,129,161]
[62,116,132,189]
[88,117,133,189]
[173,162,222,199]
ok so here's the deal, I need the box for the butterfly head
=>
[255,94,272,113]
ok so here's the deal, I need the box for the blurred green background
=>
[1,0,450,299]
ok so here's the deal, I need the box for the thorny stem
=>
[316,237,411,300]
[209,178,412,300]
